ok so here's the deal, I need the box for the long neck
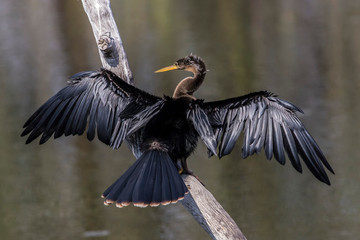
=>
[173,69,206,99]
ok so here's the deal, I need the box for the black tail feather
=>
[102,150,188,208]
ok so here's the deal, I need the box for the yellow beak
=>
[154,65,179,73]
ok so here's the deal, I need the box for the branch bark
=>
[81,0,133,84]
[81,1,246,239]
[181,175,246,240]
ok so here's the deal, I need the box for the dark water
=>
[1,0,359,239]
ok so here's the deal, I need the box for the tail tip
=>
[103,198,114,206]
[102,195,188,208]
[116,202,130,208]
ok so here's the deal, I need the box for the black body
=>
[22,55,334,208]
[141,97,198,160]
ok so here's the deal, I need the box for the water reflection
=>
[0,0,359,239]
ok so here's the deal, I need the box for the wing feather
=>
[272,119,285,165]
[87,96,101,141]
[187,103,217,156]
[281,124,302,172]
[39,99,71,144]
[265,114,274,160]
[22,69,163,153]
[190,91,333,184]
[219,109,245,157]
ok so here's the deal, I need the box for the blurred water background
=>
[0,0,359,239]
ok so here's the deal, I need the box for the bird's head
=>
[155,55,206,76]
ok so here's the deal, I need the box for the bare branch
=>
[181,175,247,240]
[81,0,133,84]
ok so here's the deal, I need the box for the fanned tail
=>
[102,150,188,208]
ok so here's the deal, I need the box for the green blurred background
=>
[0,0,359,239]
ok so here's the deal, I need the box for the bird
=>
[22,54,334,208]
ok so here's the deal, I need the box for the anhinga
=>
[22,55,334,208]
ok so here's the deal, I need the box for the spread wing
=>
[188,91,334,185]
[22,69,164,152]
